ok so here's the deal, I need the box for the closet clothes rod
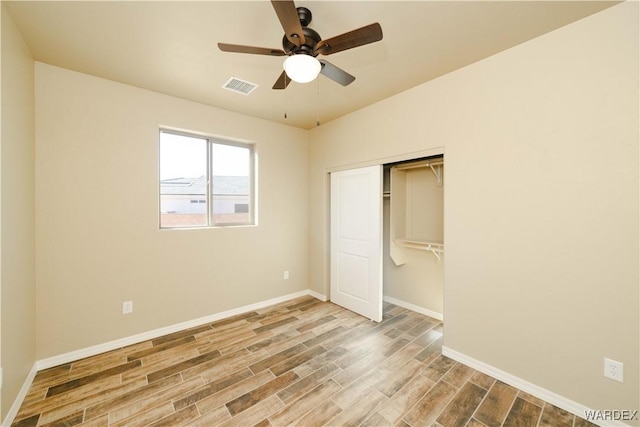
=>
[393,160,443,185]
[394,239,444,251]
[393,238,444,261]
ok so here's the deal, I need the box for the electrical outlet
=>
[122,300,133,314]
[604,358,623,382]
[284,271,289,280]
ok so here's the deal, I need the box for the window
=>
[159,130,255,228]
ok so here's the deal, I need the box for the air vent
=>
[222,77,258,95]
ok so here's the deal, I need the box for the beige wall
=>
[35,63,309,359]
[1,5,36,421]
[309,2,638,415]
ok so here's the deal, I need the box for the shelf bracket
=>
[427,244,442,262]
[429,164,442,186]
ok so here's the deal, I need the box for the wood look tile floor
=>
[12,297,597,427]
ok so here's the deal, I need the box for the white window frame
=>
[159,129,256,229]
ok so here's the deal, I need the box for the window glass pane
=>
[211,142,251,224]
[159,132,208,228]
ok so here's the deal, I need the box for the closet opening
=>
[383,154,444,322]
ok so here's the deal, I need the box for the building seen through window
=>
[159,130,254,228]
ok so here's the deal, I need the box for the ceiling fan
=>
[218,1,383,90]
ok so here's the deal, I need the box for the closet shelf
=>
[392,160,443,171]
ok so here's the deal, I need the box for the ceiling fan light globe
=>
[283,55,321,83]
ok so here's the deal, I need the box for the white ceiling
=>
[5,1,617,129]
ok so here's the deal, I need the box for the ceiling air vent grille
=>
[222,77,258,95]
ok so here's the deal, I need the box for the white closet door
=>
[330,165,383,322]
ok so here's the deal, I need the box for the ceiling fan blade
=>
[218,43,286,56]
[272,71,292,90]
[271,1,305,47]
[315,23,383,55]
[319,60,355,86]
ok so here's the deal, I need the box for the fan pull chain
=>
[284,75,288,119]
[316,77,321,127]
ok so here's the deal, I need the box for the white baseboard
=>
[307,289,327,302]
[442,346,631,427]
[3,289,324,426]
[2,363,38,427]
[383,295,443,321]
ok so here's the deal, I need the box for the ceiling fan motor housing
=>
[297,6,312,26]
[282,7,321,56]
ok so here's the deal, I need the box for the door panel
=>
[330,165,382,322]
